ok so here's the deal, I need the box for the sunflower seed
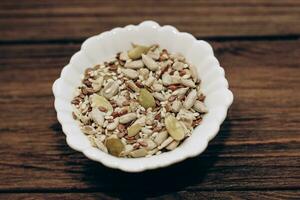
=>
[119,113,137,124]
[142,54,159,71]
[106,117,119,130]
[154,131,168,145]
[101,80,119,99]
[95,139,108,153]
[193,100,208,113]
[152,83,163,92]
[144,139,157,150]
[166,140,180,150]
[183,89,197,109]
[126,80,140,92]
[172,87,189,96]
[139,68,150,79]
[171,100,182,113]
[158,136,174,150]
[124,60,144,69]
[147,48,160,60]
[122,68,139,79]
[172,61,185,70]
[81,126,96,135]
[141,127,152,135]
[90,107,105,126]
[152,92,165,101]
[144,76,156,87]
[162,73,172,86]
[181,79,196,88]
[119,51,129,61]
[189,64,198,82]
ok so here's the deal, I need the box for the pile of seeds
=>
[71,43,208,158]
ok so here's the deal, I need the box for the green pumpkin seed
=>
[105,137,124,157]
[91,94,113,113]
[138,88,156,109]
[165,115,185,141]
[128,45,151,60]
[127,124,142,137]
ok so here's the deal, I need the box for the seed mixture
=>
[71,43,208,158]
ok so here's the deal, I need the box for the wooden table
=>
[0,1,299,199]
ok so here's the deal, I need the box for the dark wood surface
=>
[0,1,299,199]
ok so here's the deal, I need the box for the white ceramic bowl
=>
[52,20,233,172]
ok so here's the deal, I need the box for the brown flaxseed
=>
[154,113,161,121]
[168,95,177,102]
[198,93,206,102]
[98,106,108,112]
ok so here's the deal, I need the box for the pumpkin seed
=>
[127,124,142,137]
[138,88,156,109]
[105,137,125,157]
[128,44,150,60]
[91,94,113,114]
[165,115,185,141]
[130,148,148,158]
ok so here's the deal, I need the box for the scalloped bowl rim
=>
[52,20,233,172]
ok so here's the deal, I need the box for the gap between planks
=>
[0,34,299,46]
[0,187,300,194]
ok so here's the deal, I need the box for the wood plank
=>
[153,191,300,200]
[0,0,299,41]
[0,40,299,191]
[1,191,300,200]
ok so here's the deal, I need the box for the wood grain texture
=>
[1,1,300,197]
[0,40,299,195]
[0,0,299,41]
[1,191,300,200]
